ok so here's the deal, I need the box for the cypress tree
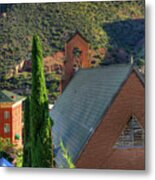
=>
[23,96,31,167]
[30,35,53,167]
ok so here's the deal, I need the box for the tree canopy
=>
[30,35,54,167]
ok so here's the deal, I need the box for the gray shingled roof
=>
[50,64,139,168]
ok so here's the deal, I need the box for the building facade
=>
[0,90,24,146]
[75,70,145,169]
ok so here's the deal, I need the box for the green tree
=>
[23,96,31,167]
[30,35,54,167]
[0,137,12,158]
[0,137,16,164]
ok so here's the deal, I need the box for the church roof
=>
[0,90,25,103]
[50,64,144,168]
[66,31,89,43]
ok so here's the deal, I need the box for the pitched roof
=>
[50,64,144,167]
[0,90,25,103]
[66,31,89,43]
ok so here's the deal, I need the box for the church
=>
[50,32,145,170]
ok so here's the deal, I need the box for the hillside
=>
[0,4,13,13]
[0,1,144,78]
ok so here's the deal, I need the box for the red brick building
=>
[0,90,24,146]
[50,32,145,170]
[61,32,90,91]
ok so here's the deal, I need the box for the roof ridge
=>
[79,63,132,70]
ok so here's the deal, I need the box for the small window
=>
[4,124,10,134]
[4,111,10,120]
[114,116,144,148]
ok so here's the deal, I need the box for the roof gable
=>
[66,31,89,44]
[50,64,142,167]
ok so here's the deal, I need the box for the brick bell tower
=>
[60,31,90,92]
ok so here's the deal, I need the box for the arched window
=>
[114,116,144,148]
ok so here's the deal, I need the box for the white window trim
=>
[4,124,10,134]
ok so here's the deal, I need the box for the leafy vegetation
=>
[0,137,13,159]
[30,35,54,167]
[15,148,23,167]
[60,140,75,168]
[0,1,144,77]
[0,137,22,166]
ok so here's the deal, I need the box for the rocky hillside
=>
[0,1,144,78]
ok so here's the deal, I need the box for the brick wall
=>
[0,102,22,146]
[12,103,23,146]
[106,148,144,170]
[76,71,145,170]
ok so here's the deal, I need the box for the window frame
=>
[4,111,10,120]
[4,123,10,134]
